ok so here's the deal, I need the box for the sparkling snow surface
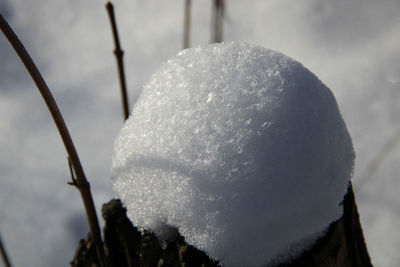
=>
[111,42,354,266]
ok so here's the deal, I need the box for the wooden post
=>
[72,185,372,266]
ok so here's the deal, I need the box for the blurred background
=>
[0,0,399,266]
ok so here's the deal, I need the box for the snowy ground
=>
[0,0,399,266]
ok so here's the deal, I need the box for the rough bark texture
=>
[71,185,372,267]
[277,184,372,267]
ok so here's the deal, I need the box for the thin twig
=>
[0,234,12,267]
[355,128,400,192]
[106,2,130,121]
[211,0,224,43]
[183,0,191,49]
[0,14,105,264]
[67,156,78,186]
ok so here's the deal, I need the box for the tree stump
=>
[71,184,372,267]
[276,184,372,267]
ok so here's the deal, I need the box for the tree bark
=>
[277,184,372,267]
[71,184,372,267]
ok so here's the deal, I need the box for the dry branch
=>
[211,0,224,43]
[67,156,78,187]
[356,127,400,192]
[0,234,12,267]
[183,0,191,49]
[106,2,130,121]
[0,14,104,264]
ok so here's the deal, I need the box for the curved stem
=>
[0,14,103,255]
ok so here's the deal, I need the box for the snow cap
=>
[111,42,354,266]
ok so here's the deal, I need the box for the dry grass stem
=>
[106,2,130,121]
[356,128,400,192]
[0,234,12,267]
[211,0,224,43]
[183,0,191,49]
[0,14,104,264]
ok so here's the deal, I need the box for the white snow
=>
[111,41,354,266]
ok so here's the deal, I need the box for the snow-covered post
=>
[109,42,372,266]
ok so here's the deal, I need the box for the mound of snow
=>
[111,42,354,266]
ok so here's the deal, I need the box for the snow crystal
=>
[111,42,354,266]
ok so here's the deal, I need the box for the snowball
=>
[111,42,354,266]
